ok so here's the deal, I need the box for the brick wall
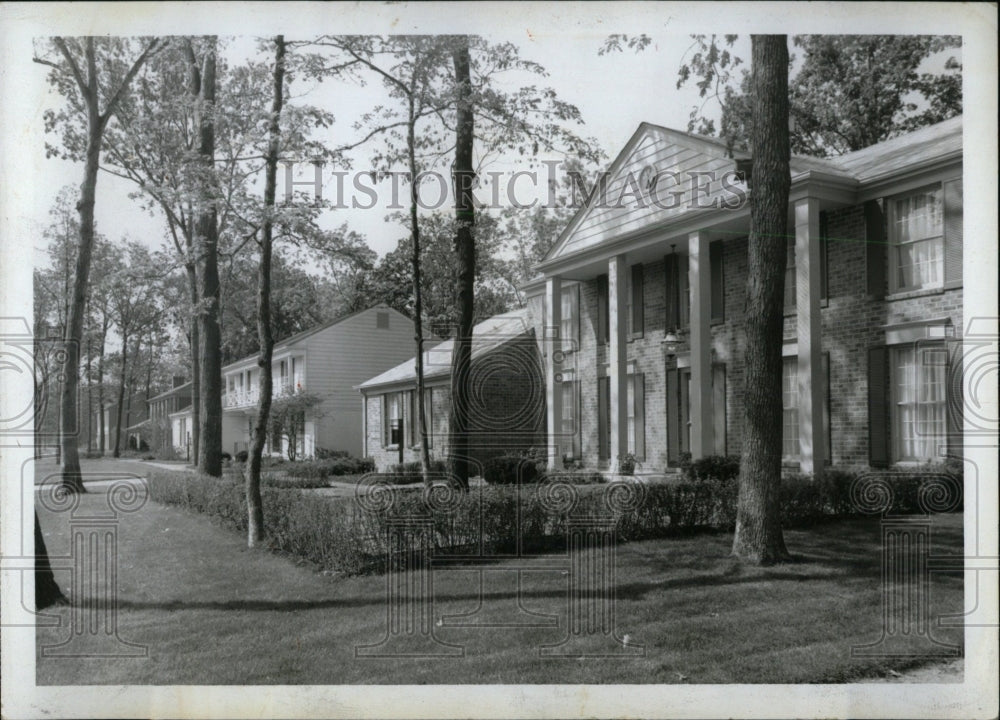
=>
[546,202,963,473]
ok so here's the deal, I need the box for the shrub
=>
[483,454,539,485]
[316,448,350,460]
[221,452,232,462]
[618,453,640,476]
[538,468,607,485]
[262,473,334,489]
[146,462,962,580]
[284,457,376,479]
[383,459,449,485]
[684,454,741,482]
[234,450,249,463]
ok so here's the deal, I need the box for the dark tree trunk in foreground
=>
[406,92,433,488]
[246,35,285,547]
[45,37,161,492]
[191,38,223,477]
[35,511,68,609]
[186,264,200,464]
[448,36,475,491]
[732,35,792,564]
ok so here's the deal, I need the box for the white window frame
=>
[782,357,799,460]
[889,184,944,293]
[560,284,579,353]
[891,343,948,462]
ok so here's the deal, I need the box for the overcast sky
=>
[28,31,749,266]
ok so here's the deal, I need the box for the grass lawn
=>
[35,480,964,685]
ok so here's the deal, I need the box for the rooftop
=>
[358,309,535,391]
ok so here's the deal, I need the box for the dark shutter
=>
[823,352,831,464]
[943,178,963,287]
[631,264,644,337]
[666,369,680,466]
[713,364,727,456]
[664,254,680,331]
[865,200,887,299]
[634,373,645,461]
[598,377,610,460]
[819,210,829,301]
[947,343,963,460]
[868,347,890,467]
[596,274,609,345]
[710,241,724,322]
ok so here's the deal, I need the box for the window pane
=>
[893,345,947,461]
[782,358,799,458]
[626,375,635,453]
[784,240,796,308]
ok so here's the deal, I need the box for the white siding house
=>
[173,305,429,459]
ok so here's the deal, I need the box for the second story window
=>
[890,186,943,292]
[560,284,579,352]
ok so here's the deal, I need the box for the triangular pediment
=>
[544,123,747,262]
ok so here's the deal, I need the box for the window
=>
[376,311,390,329]
[890,186,943,291]
[408,387,433,448]
[892,345,947,461]
[679,256,690,328]
[383,393,402,447]
[626,373,645,460]
[560,380,579,460]
[560,285,579,352]
[782,358,799,458]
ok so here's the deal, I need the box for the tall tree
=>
[673,34,962,157]
[246,35,286,547]
[449,36,475,490]
[731,35,792,564]
[186,37,225,477]
[34,36,164,491]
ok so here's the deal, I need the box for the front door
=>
[665,365,691,466]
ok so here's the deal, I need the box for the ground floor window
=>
[892,344,947,461]
[782,358,799,458]
[383,393,402,447]
[561,380,580,460]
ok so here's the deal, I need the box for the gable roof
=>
[541,115,962,267]
[358,309,534,391]
[221,304,416,372]
[148,381,192,403]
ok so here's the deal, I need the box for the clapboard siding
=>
[554,127,744,259]
[302,307,423,454]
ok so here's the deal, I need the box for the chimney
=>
[173,375,186,388]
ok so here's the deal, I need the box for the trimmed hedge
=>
[147,463,962,577]
[283,456,376,479]
[383,460,450,485]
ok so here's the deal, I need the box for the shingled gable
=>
[543,123,753,264]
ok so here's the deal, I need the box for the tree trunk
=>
[194,38,223,478]
[186,264,200,465]
[112,332,128,458]
[406,93,432,488]
[732,35,792,565]
[34,511,68,609]
[59,87,102,492]
[85,329,93,453]
[246,35,285,548]
[448,36,475,491]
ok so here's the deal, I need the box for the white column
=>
[608,255,629,470]
[545,276,563,470]
[795,197,825,474]
[688,231,714,458]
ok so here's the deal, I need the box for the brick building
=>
[358,310,545,471]
[521,116,964,474]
